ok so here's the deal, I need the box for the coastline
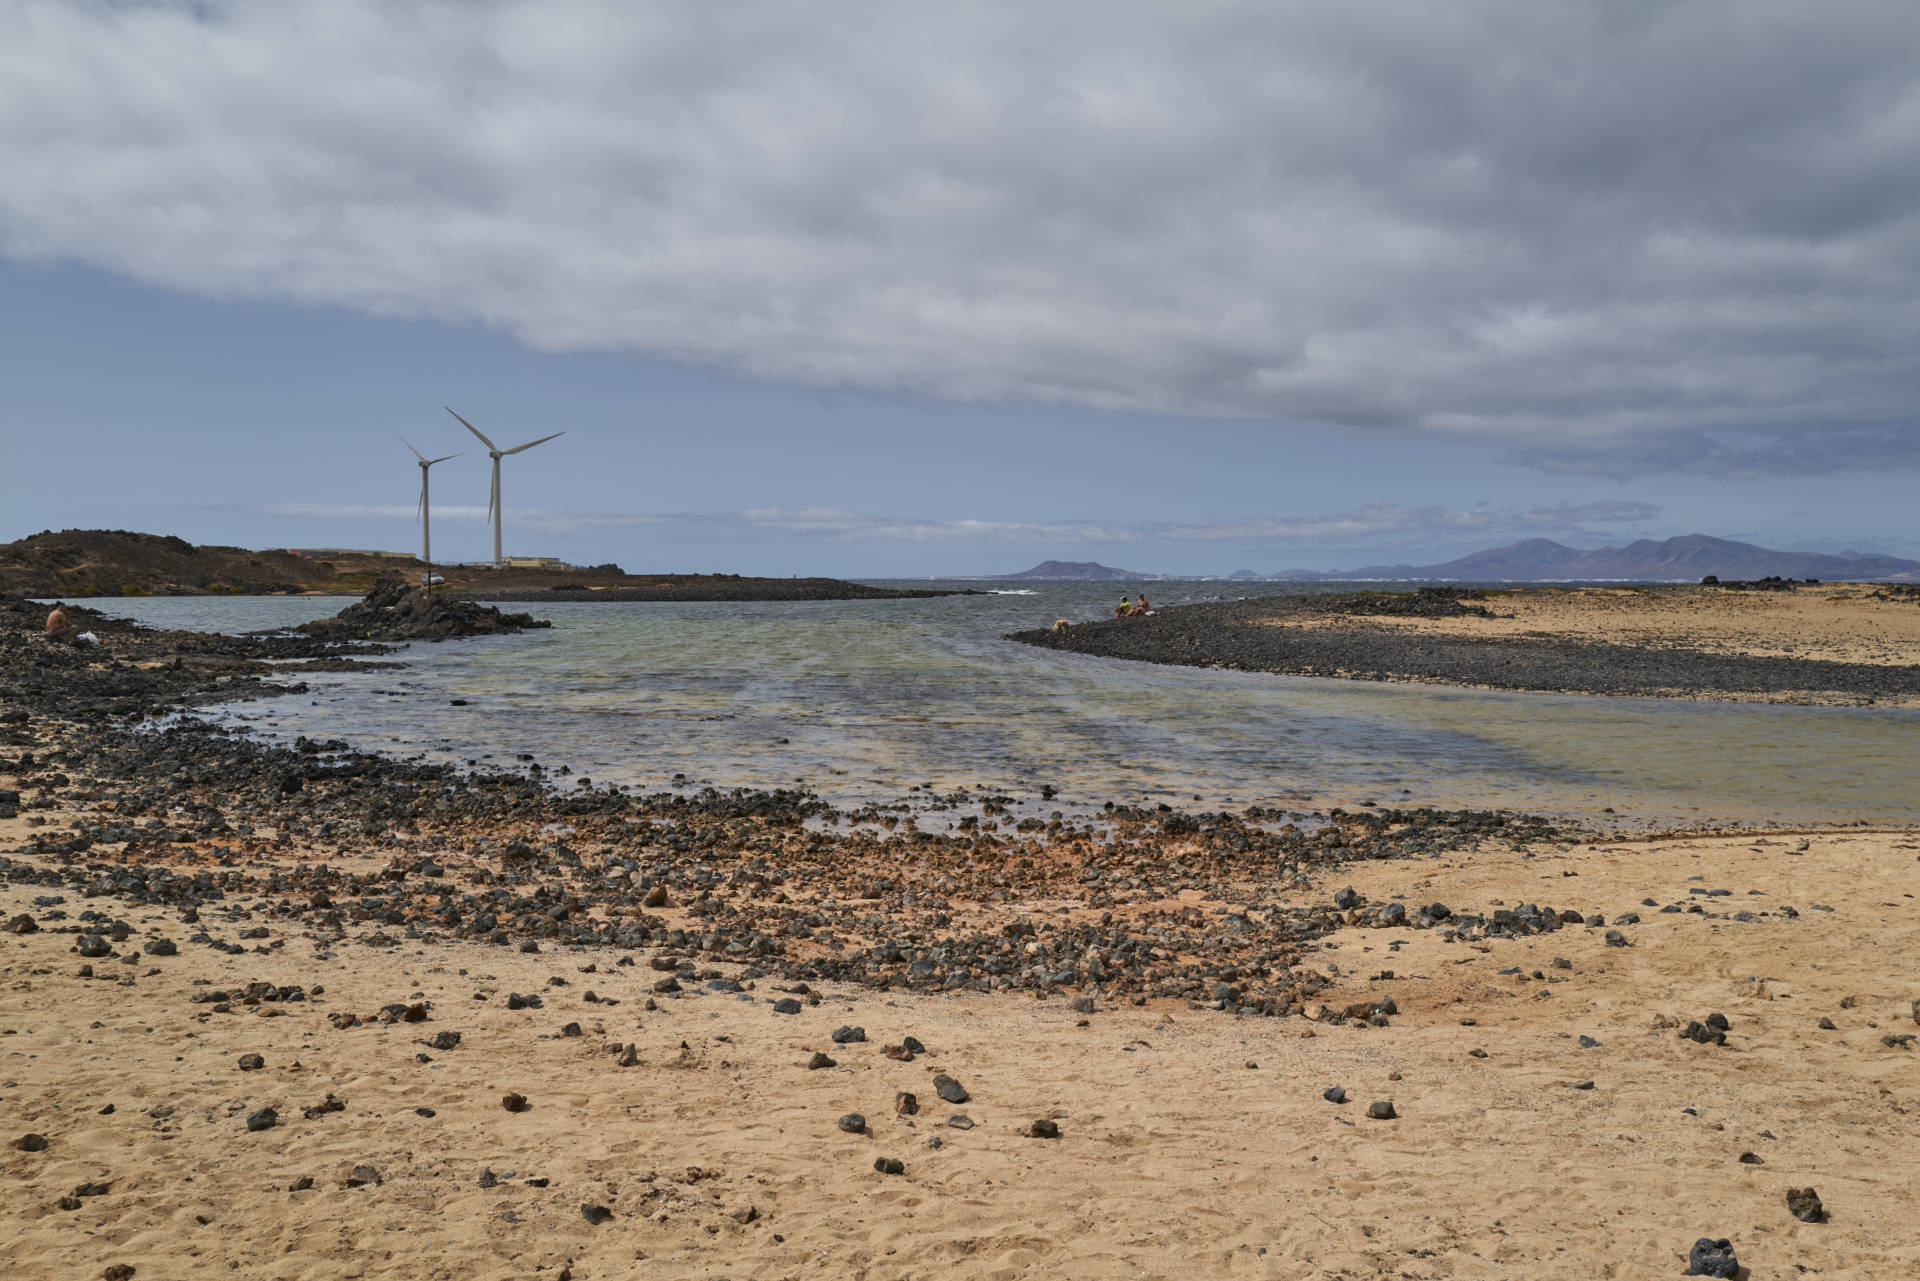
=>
[1012,583,1920,707]
[3,592,1916,1278]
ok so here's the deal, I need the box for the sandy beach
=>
[4,805,1917,1279]
[3,591,1918,1279]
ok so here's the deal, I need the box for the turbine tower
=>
[400,435,460,584]
[445,408,565,569]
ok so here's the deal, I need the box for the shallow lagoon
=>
[97,583,1920,826]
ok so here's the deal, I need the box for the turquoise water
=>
[94,584,1920,826]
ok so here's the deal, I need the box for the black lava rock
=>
[1786,1187,1827,1223]
[1685,1237,1738,1277]
[933,1074,970,1104]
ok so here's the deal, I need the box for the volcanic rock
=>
[1786,1186,1827,1223]
[1685,1237,1738,1277]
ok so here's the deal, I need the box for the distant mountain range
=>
[996,536,1920,583]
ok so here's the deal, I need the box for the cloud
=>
[265,498,1656,546]
[263,502,663,534]
[7,1,1918,472]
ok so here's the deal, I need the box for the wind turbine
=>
[401,435,460,584]
[444,408,565,569]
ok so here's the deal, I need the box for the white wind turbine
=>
[400,435,461,584]
[444,408,565,569]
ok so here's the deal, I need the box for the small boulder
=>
[1786,1187,1827,1223]
[1685,1237,1738,1278]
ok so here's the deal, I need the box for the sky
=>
[4,0,1920,578]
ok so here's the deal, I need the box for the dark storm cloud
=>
[4,1,1917,472]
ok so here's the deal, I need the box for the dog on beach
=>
[1052,619,1070,633]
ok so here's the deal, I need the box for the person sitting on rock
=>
[44,601,77,644]
[1115,596,1133,618]
[1133,593,1150,616]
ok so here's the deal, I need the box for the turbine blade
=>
[399,433,428,462]
[426,453,462,466]
[502,431,565,455]
[446,407,497,451]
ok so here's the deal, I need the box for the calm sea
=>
[91,582,1920,827]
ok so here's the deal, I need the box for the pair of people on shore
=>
[1115,593,1151,618]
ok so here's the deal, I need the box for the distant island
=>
[0,529,966,601]
[1000,560,1156,581]
[991,535,1920,583]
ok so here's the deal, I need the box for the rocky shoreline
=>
[1,590,1582,1012]
[4,588,1914,1278]
[1013,588,1920,704]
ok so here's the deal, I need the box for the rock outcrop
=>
[298,579,551,642]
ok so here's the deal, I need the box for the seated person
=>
[1115,596,1133,617]
[45,601,78,644]
[1133,594,1151,615]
